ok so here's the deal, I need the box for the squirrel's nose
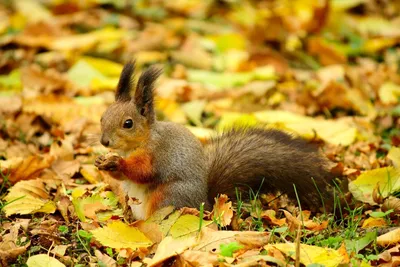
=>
[101,136,110,147]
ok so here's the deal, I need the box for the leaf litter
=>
[0,0,400,266]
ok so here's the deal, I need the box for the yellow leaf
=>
[206,33,247,52]
[80,165,102,184]
[14,0,52,23]
[362,217,387,229]
[170,214,212,238]
[26,254,65,267]
[377,227,400,246]
[349,167,400,204]
[217,112,258,131]
[388,146,400,168]
[379,82,400,104]
[265,243,344,267]
[50,27,125,52]
[186,126,216,143]
[156,98,187,124]
[91,221,152,249]
[82,56,123,77]
[254,110,357,146]
[3,179,56,216]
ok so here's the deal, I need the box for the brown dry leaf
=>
[377,244,400,266]
[0,95,22,114]
[56,196,74,223]
[0,221,31,265]
[308,37,347,65]
[21,64,74,95]
[259,210,286,226]
[377,227,400,246]
[51,159,80,179]
[146,235,197,266]
[212,194,233,227]
[192,227,269,254]
[84,202,110,220]
[382,197,400,214]
[95,249,116,267]
[282,210,301,232]
[179,250,219,266]
[3,155,54,184]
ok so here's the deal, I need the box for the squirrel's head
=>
[100,61,161,153]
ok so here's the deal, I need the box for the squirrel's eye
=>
[123,119,133,129]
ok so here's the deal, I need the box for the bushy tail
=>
[205,128,336,211]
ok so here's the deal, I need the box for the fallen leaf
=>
[3,179,56,216]
[349,167,400,204]
[254,110,357,145]
[212,194,233,227]
[3,155,54,184]
[72,192,119,222]
[170,214,212,238]
[179,250,219,266]
[382,197,400,214]
[259,210,286,226]
[95,249,117,267]
[377,227,400,246]
[91,221,153,249]
[0,221,31,265]
[51,159,80,178]
[147,235,197,266]
[379,82,400,105]
[362,217,387,229]
[26,254,65,267]
[388,146,400,168]
[51,245,71,257]
[265,243,344,266]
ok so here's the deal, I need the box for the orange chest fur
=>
[119,148,153,184]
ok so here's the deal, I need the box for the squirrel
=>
[94,61,336,220]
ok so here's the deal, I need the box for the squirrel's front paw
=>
[95,153,121,171]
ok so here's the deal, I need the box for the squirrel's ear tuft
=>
[134,67,162,122]
[116,61,135,101]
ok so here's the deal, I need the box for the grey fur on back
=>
[150,121,210,209]
[205,127,335,210]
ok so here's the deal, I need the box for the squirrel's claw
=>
[95,154,121,172]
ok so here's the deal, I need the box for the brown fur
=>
[119,148,153,184]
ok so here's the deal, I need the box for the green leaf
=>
[370,209,393,218]
[0,69,21,91]
[78,230,92,240]
[58,225,69,234]
[220,241,244,257]
[345,231,376,254]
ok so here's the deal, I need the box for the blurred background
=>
[1,0,399,171]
